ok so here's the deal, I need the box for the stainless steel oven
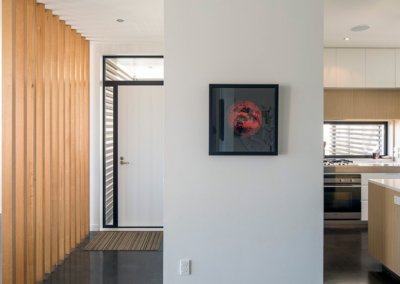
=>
[324,173,361,220]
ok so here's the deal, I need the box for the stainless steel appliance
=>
[324,173,361,220]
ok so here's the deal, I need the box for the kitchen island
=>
[368,179,400,278]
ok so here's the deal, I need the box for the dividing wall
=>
[164,0,323,283]
[2,0,90,283]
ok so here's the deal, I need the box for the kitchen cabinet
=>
[361,172,400,221]
[336,48,365,88]
[324,48,336,87]
[369,180,400,277]
[366,49,396,88]
[324,89,400,120]
[361,201,368,221]
[324,48,400,89]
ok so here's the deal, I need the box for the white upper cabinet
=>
[324,48,400,88]
[324,48,337,87]
[366,49,396,88]
[396,49,400,88]
[336,48,365,88]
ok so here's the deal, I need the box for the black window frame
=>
[102,55,164,229]
[324,121,388,159]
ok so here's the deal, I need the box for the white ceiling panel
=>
[37,0,163,42]
[325,0,400,47]
[39,0,400,47]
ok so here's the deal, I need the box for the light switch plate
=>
[394,196,400,206]
[179,259,191,276]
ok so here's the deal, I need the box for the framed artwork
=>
[209,84,279,155]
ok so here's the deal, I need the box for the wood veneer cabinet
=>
[368,181,400,276]
[324,89,400,120]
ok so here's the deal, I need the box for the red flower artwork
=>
[228,101,262,137]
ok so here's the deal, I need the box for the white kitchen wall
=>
[89,41,164,231]
[164,0,323,283]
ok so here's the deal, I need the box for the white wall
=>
[89,41,164,231]
[164,0,323,283]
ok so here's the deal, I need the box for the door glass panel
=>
[105,57,164,81]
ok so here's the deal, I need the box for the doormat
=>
[84,231,163,251]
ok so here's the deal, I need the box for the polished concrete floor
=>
[324,228,400,283]
[38,228,400,283]
[41,232,163,284]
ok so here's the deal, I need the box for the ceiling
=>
[38,0,400,47]
[37,0,163,43]
[325,0,400,47]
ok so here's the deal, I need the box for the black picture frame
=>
[209,84,279,155]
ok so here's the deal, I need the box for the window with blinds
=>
[323,122,388,157]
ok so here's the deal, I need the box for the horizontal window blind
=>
[324,122,387,157]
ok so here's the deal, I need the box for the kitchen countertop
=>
[324,161,400,173]
[369,179,400,192]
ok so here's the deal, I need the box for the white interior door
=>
[118,85,164,227]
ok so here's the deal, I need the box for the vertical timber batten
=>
[2,1,90,282]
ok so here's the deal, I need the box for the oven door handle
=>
[324,185,361,188]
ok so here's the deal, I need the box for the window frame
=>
[324,121,388,158]
[103,55,164,84]
[102,55,164,229]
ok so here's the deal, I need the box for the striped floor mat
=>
[84,231,163,251]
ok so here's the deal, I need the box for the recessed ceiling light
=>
[351,25,370,32]
[344,37,351,41]
[116,19,125,23]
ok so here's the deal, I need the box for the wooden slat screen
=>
[2,0,90,283]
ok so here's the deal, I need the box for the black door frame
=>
[102,55,164,228]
